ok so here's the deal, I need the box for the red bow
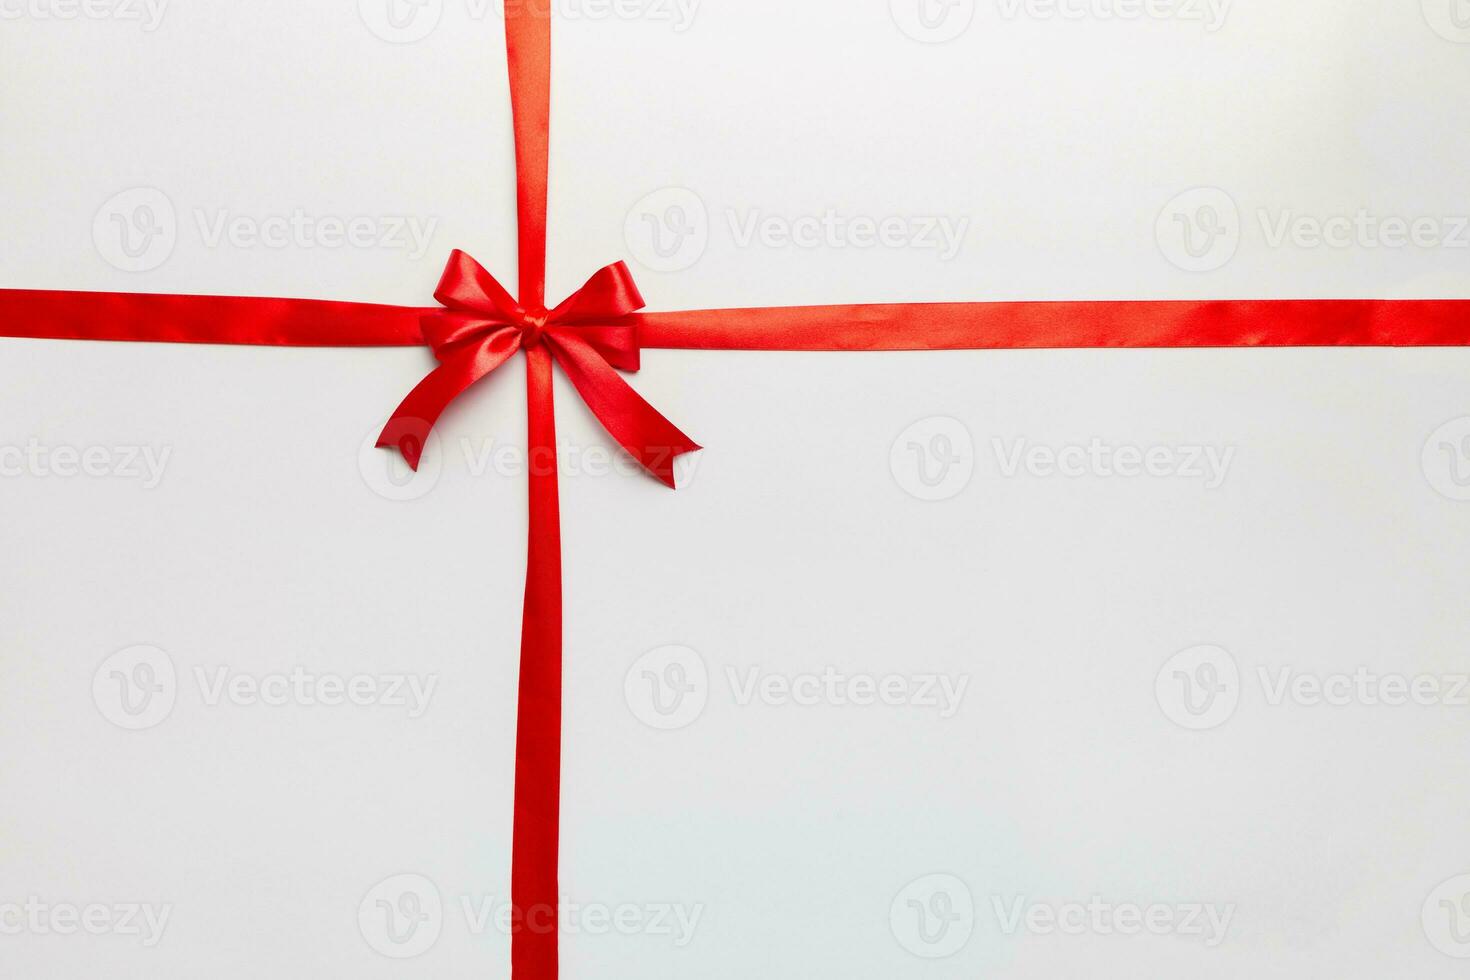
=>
[377,249,699,487]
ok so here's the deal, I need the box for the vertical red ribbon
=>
[506,3,551,310]
[515,346,562,980]
[505,5,560,980]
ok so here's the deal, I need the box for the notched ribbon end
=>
[376,419,431,472]
[650,440,703,490]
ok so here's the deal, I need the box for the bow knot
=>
[517,308,549,349]
[377,250,699,487]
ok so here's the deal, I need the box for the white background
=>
[3,0,1470,976]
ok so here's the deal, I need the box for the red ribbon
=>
[635,298,1470,350]
[377,249,698,487]
[4,7,1470,980]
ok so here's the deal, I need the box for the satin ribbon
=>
[6,289,1470,352]
[376,249,698,487]
[504,12,564,979]
[635,298,1470,350]
[3,6,1470,980]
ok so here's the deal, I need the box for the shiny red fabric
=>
[516,342,562,980]
[0,288,428,346]
[375,250,694,485]
[504,11,561,977]
[637,298,1470,350]
[5,290,1470,352]
[2,6,1470,980]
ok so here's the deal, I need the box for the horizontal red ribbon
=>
[637,298,1470,350]
[4,290,1468,351]
[0,287,428,346]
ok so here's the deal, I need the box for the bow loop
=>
[544,261,644,370]
[378,251,697,484]
[549,261,645,323]
[434,249,522,319]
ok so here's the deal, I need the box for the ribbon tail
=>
[545,331,701,489]
[376,333,521,470]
